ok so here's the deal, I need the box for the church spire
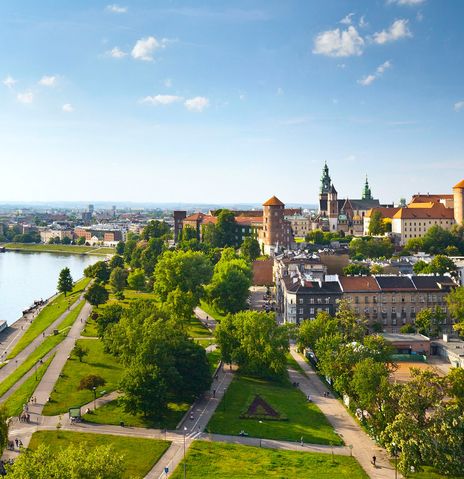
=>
[320,162,331,194]
[362,175,372,200]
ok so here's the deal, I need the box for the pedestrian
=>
[372,455,376,467]
[300,436,304,446]
[213,389,216,398]
[14,439,18,448]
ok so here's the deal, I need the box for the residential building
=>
[431,335,464,368]
[74,225,125,246]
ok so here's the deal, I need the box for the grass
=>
[286,353,308,378]
[3,243,114,255]
[207,375,342,445]
[7,277,90,359]
[171,441,368,479]
[407,468,464,479]
[83,398,189,429]
[81,317,98,337]
[187,316,212,338]
[207,349,221,374]
[2,356,54,416]
[28,430,169,479]
[196,338,215,348]
[199,300,229,322]
[42,338,123,415]
[0,301,86,398]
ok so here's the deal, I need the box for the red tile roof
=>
[454,179,464,189]
[393,204,455,220]
[365,207,400,219]
[339,276,380,292]
[263,195,284,206]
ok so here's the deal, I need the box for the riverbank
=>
[0,243,115,256]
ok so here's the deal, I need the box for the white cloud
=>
[2,75,17,88]
[39,75,57,87]
[142,94,183,105]
[387,0,425,5]
[62,103,74,112]
[373,19,412,44]
[313,26,364,57]
[108,47,127,58]
[164,78,172,88]
[276,87,284,96]
[359,15,368,28]
[184,96,209,112]
[17,91,33,104]
[358,60,392,86]
[358,74,377,86]
[106,4,127,13]
[239,93,246,101]
[340,13,354,25]
[454,101,464,112]
[131,36,162,61]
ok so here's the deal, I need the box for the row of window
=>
[290,294,445,305]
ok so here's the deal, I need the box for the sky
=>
[0,0,463,205]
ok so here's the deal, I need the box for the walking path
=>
[194,306,217,332]
[289,347,401,479]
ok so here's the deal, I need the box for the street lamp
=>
[392,442,398,479]
[183,426,187,479]
[92,386,97,410]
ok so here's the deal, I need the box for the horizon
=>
[1,1,463,204]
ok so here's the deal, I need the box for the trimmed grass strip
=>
[8,277,90,359]
[171,441,368,479]
[207,375,342,445]
[42,338,123,415]
[27,430,169,479]
[3,356,54,416]
[2,243,114,255]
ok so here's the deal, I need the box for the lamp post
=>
[92,386,97,410]
[392,442,398,479]
[183,426,187,479]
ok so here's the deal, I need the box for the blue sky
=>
[0,0,463,205]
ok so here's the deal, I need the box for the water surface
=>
[0,251,99,325]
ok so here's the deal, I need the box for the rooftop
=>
[263,195,284,207]
[380,333,430,343]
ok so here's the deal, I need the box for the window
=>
[299,308,303,314]
[310,308,314,315]
[299,298,304,304]
[325,297,330,304]
[317,297,322,304]
[373,296,377,304]
[365,296,369,304]
[392,295,396,303]
[310,298,314,304]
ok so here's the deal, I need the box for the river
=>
[0,251,100,325]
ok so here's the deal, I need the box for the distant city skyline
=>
[1,0,463,204]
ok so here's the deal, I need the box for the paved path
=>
[194,307,217,332]
[289,347,401,479]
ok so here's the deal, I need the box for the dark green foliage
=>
[115,241,125,255]
[343,263,370,276]
[240,236,261,263]
[141,220,171,241]
[78,374,106,391]
[109,255,124,269]
[215,311,290,378]
[84,261,110,283]
[349,237,394,259]
[95,304,124,337]
[368,211,385,235]
[109,267,128,293]
[84,283,109,307]
[57,267,73,296]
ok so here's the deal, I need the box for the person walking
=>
[372,455,377,467]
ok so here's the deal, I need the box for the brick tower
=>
[259,196,291,255]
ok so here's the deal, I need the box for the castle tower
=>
[319,162,332,215]
[453,180,464,225]
[327,185,338,231]
[362,175,372,200]
[259,195,290,255]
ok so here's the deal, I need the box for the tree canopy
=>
[57,267,73,296]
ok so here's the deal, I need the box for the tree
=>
[405,237,423,253]
[400,323,416,333]
[305,229,325,244]
[116,241,125,255]
[413,260,429,274]
[179,226,198,242]
[298,312,338,351]
[446,287,464,336]
[206,255,252,314]
[127,269,146,291]
[95,304,124,337]
[370,264,384,274]
[76,236,86,245]
[139,237,165,275]
[415,307,445,338]
[368,211,385,235]
[62,236,71,245]
[343,263,370,276]
[215,209,238,247]
[57,267,73,296]
[73,343,89,362]
[215,311,289,377]
[153,250,213,304]
[141,220,170,240]
[109,255,124,269]
[349,237,394,259]
[0,405,8,453]
[109,267,128,293]
[240,236,261,263]
[5,443,124,479]
[428,255,458,277]
[78,374,106,391]
[84,261,110,283]
[84,283,109,307]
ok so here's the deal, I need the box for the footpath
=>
[289,347,401,479]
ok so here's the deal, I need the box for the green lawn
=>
[27,430,169,479]
[3,356,54,416]
[7,277,90,359]
[407,468,464,479]
[199,301,229,322]
[3,243,114,255]
[81,317,98,337]
[0,301,86,398]
[187,316,212,338]
[207,349,221,374]
[42,339,123,415]
[286,353,308,378]
[83,398,189,429]
[207,375,342,445]
[171,441,368,479]
[196,338,215,348]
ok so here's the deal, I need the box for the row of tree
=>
[297,303,464,475]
